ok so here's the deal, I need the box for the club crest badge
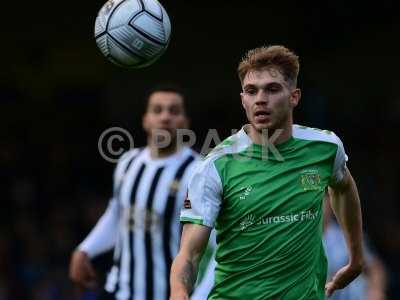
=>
[299,169,323,191]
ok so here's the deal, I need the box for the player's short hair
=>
[145,83,186,100]
[238,45,300,87]
[144,83,187,114]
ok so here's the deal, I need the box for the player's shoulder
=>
[293,124,343,146]
[184,146,201,160]
[190,131,248,178]
[112,148,144,183]
[178,147,202,172]
[117,147,144,164]
[203,130,249,162]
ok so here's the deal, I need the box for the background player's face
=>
[240,68,300,132]
[142,91,188,141]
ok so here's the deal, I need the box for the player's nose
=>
[255,91,269,105]
[158,109,173,123]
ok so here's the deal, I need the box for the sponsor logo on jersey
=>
[239,213,256,231]
[239,186,253,200]
[239,210,319,231]
[182,191,192,209]
[183,197,192,209]
[124,207,162,232]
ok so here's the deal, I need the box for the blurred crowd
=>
[0,140,109,299]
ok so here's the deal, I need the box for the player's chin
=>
[160,127,180,140]
[150,127,175,141]
[153,126,175,134]
[252,121,274,132]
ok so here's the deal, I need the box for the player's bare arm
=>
[170,224,211,300]
[325,168,364,297]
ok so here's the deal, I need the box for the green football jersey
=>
[181,124,348,300]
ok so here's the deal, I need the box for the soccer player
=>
[69,85,203,300]
[170,45,364,300]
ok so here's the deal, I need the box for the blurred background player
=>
[69,85,211,300]
[324,189,387,300]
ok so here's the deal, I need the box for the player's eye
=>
[169,105,182,115]
[244,88,257,95]
[152,105,162,114]
[266,84,282,93]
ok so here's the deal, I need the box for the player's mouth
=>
[254,110,271,123]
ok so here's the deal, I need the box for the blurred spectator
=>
[324,190,387,300]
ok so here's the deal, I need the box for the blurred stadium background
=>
[1,0,399,299]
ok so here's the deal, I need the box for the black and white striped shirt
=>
[79,146,199,300]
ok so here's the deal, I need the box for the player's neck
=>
[147,142,180,158]
[248,122,293,145]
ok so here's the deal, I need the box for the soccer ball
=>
[94,0,171,68]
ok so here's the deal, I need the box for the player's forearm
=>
[330,175,364,266]
[170,253,200,299]
[170,224,212,299]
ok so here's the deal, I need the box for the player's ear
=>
[142,113,149,131]
[290,88,301,107]
[240,92,246,110]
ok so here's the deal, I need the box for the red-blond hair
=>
[238,45,300,86]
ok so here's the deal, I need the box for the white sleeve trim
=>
[331,133,348,184]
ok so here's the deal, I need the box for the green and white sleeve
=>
[331,133,349,183]
[180,158,222,228]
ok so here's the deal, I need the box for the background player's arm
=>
[190,230,217,300]
[170,224,212,300]
[69,197,120,288]
[326,168,364,296]
[366,255,387,300]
